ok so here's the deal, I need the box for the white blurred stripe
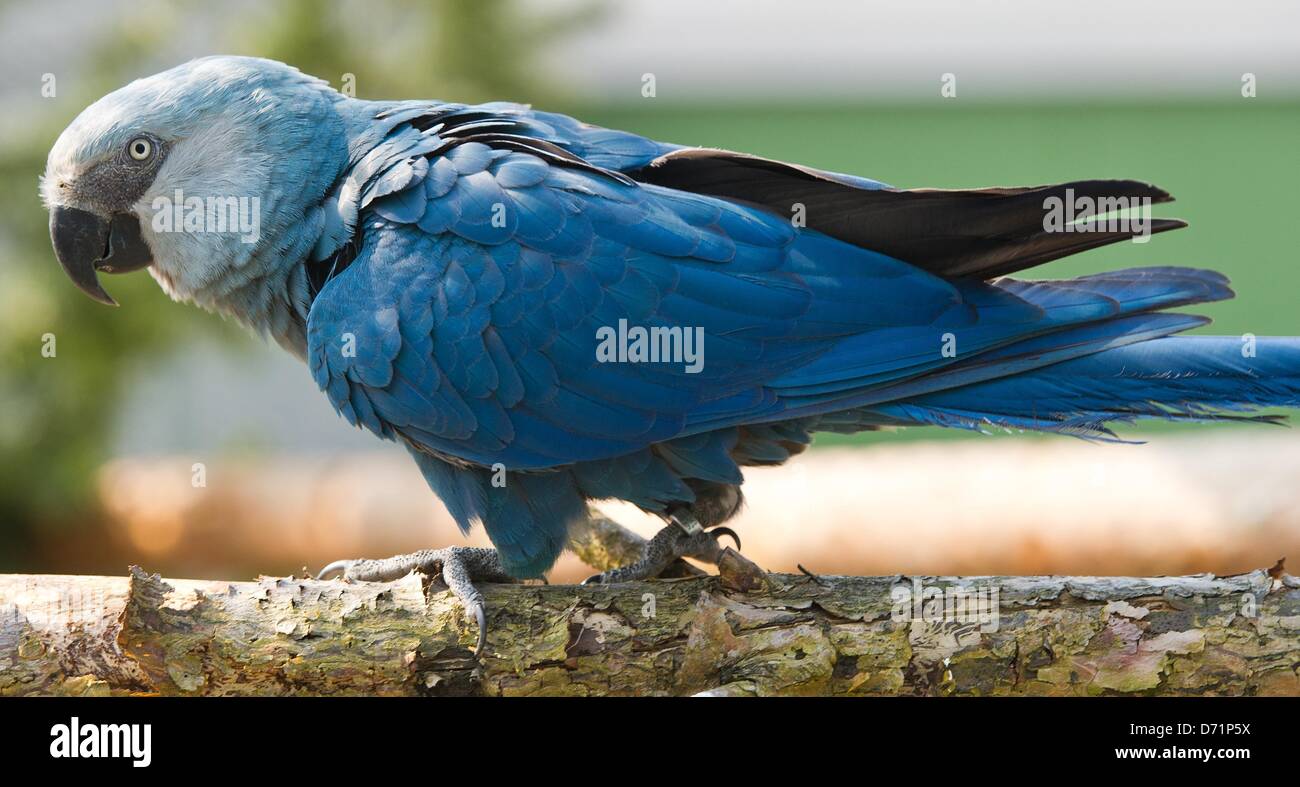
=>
[535,0,1300,99]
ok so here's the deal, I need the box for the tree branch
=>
[3,537,1296,695]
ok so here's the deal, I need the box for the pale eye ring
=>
[127,137,153,161]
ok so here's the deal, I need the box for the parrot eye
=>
[127,137,153,161]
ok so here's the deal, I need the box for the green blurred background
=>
[0,0,1296,575]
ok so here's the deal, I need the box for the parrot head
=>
[42,55,345,317]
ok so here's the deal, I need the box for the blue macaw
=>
[44,57,1300,653]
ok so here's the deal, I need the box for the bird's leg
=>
[582,510,741,584]
[317,546,516,656]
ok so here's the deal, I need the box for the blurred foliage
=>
[234,0,609,103]
[0,0,604,568]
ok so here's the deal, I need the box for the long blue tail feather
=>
[873,334,1300,438]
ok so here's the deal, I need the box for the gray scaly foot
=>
[317,546,516,656]
[582,513,741,584]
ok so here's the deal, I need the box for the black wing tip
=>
[1103,179,1175,204]
[1151,217,1189,234]
[1037,179,1176,206]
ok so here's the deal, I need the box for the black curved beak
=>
[49,206,153,306]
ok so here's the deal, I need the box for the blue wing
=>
[308,131,1231,463]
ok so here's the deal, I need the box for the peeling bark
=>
[2,555,1296,696]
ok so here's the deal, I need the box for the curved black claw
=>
[709,526,742,552]
[581,572,604,586]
